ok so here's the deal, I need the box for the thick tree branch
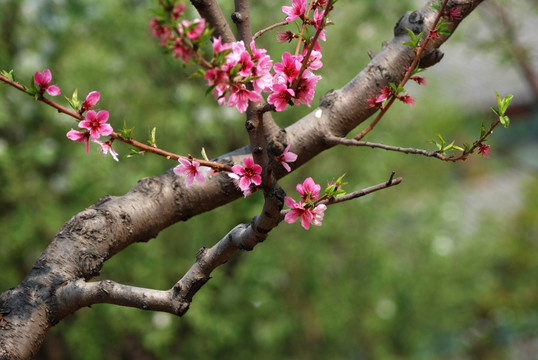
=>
[232,0,252,43]
[190,0,236,43]
[0,1,484,358]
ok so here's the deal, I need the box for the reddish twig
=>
[354,0,449,141]
[0,73,232,172]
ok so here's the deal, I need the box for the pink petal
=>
[185,174,195,187]
[85,91,100,106]
[46,85,61,96]
[238,176,251,191]
[243,157,254,168]
[98,123,113,136]
[42,69,52,83]
[284,196,298,208]
[178,158,192,167]
[251,174,262,186]
[195,171,207,184]
[300,212,312,230]
[96,110,109,124]
[231,164,245,176]
[284,210,299,224]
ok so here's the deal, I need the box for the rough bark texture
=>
[0,1,483,358]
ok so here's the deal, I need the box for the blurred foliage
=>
[0,0,536,359]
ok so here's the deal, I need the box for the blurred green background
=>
[0,0,536,359]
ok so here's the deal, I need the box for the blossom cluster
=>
[367,85,417,109]
[32,68,118,161]
[34,69,61,97]
[284,177,327,230]
[150,0,331,113]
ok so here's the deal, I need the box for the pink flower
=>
[81,91,100,112]
[150,20,172,45]
[297,177,321,202]
[303,49,323,71]
[249,40,273,92]
[274,52,301,83]
[284,177,327,230]
[172,3,186,20]
[367,94,381,108]
[313,8,327,41]
[478,144,491,159]
[376,86,392,104]
[275,144,298,172]
[173,40,193,62]
[277,31,295,43]
[282,0,307,22]
[79,110,113,141]
[180,18,206,41]
[445,8,462,21]
[34,69,61,96]
[95,140,119,161]
[227,83,262,113]
[267,83,294,112]
[411,76,427,85]
[398,94,415,106]
[283,197,326,230]
[66,129,91,154]
[173,158,209,187]
[228,157,263,196]
[284,196,314,230]
[212,36,233,54]
[429,29,440,40]
[310,204,327,227]
[295,70,321,107]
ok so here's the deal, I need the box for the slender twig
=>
[291,1,334,92]
[280,173,403,220]
[354,0,450,141]
[253,20,289,41]
[325,135,452,160]
[324,173,402,205]
[328,114,502,163]
[0,74,232,172]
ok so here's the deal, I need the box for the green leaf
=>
[148,127,157,147]
[126,148,143,158]
[480,121,487,137]
[493,92,513,126]
[201,147,209,161]
[0,69,14,81]
[324,185,336,196]
[402,28,423,49]
[335,173,347,185]
[427,138,442,151]
[189,68,206,79]
[429,1,441,11]
[119,119,135,139]
[436,134,446,148]
[443,140,464,152]
[499,115,510,128]
[499,93,513,115]
[26,76,39,97]
[334,189,346,197]
[65,88,80,111]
